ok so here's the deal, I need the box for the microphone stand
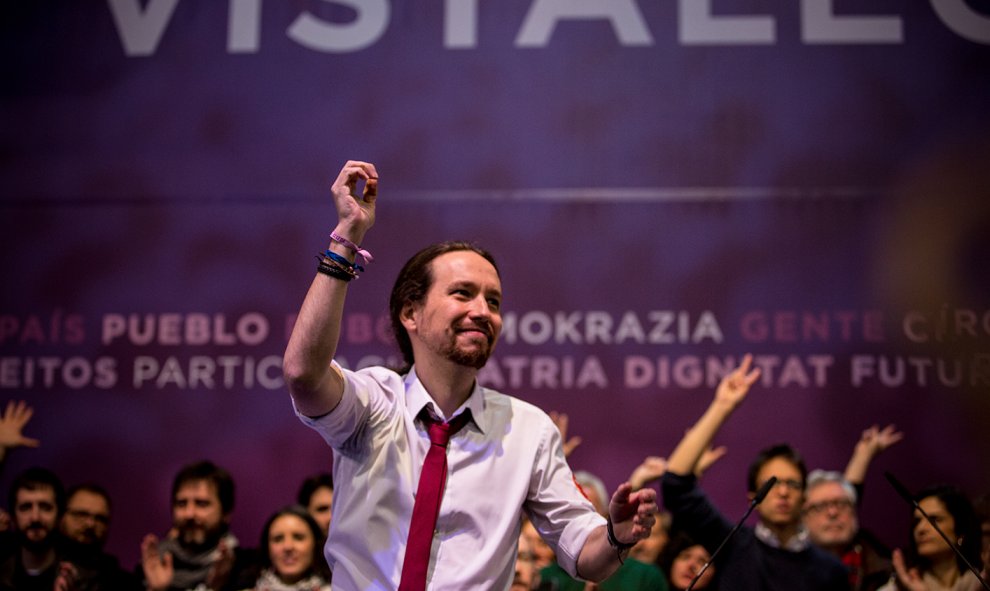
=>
[686,476,777,591]
[884,472,990,591]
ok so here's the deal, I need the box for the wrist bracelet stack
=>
[317,232,373,282]
[316,250,360,282]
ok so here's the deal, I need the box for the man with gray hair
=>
[803,425,902,591]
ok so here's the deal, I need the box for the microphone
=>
[686,476,777,591]
[883,472,990,591]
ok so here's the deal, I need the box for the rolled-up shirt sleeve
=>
[524,412,606,577]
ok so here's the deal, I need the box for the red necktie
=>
[398,409,471,591]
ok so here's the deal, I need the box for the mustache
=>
[177,519,206,531]
[457,321,493,339]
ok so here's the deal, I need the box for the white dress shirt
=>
[295,364,605,591]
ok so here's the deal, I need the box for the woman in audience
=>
[879,484,983,591]
[658,531,716,591]
[242,505,331,591]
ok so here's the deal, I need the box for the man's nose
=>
[469,296,492,318]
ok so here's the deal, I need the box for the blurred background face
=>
[521,520,554,571]
[172,480,226,550]
[913,496,957,561]
[15,487,58,550]
[306,486,333,537]
[60,490,111,548]
[668,544,713,590]
[754,458,805,527]
[512,530,536,591]
[804,482,858,550]
[268,514,315,584]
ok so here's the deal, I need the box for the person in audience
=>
[657,530,716,591]
[240,505,330,591]
[58,483,141,590]
[0,466,65,590]
[878,484,984,591]
[139,460,258,591]
[514,523,539,591]
[803,424,901,591]
[522,518,556,572]
[660,355,850,590]
[60,484,112,551]
[804,470,892,591]
[628,512,672,567]
[296,473,333,539]
[574,471,609,516]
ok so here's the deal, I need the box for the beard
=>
[17,522,54,553]
[440,327,496,369]
[176,519,226,553]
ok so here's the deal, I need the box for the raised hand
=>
[890,548,926,591]
[845,423,904,485]
[0,400,41,451]
[696,444,728,477]
[141,534,174,591]
[714,354,761,409]
[549,411,582,458]
[205,538,235,590]
[629,456,667,491]
[856,424,903,457]
[330,160,378,236]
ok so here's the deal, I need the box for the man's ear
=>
[400,301,418,333]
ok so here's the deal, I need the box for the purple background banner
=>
[2,0,989,570]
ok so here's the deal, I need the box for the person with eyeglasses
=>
[804,471,893,591]
[58,483,142,590]
[660,355,850,590]
[803,424,903,591]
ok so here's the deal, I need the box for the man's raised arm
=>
[283,160,378,417]
[666,354,760,476]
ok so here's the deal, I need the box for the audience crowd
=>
[2,367,987,591]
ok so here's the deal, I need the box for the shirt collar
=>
[404,365,487,434]
[754,521,812,552]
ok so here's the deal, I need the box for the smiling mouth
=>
[457,326,491,340]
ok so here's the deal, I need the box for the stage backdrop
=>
[2,0,989,569]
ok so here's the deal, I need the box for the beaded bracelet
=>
[330,231,373,265]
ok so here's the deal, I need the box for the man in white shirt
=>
[283,160,658,591]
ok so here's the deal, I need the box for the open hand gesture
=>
[141,534,174,591]
[0,400,40,451]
